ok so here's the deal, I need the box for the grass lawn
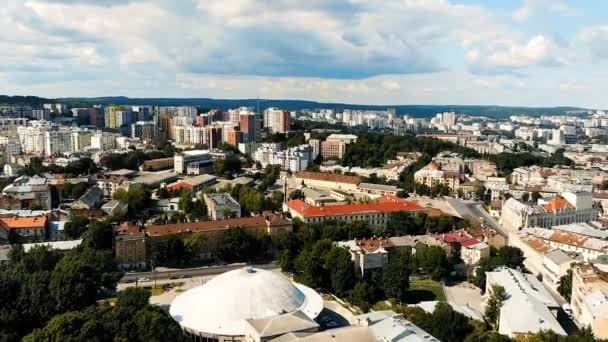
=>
[404,279,446,304]
[372,300,394,311]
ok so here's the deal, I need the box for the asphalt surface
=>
[121,261,278,282]
[445,197,508,237]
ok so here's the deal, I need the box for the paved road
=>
[121,261,278,282]
[445,197,508,237]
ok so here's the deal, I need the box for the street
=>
[120,261,278,283]
[445,197,508,237]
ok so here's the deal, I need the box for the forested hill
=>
[0,95,53,105]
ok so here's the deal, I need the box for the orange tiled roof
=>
[287,195,424,218]
[295,171,360,185]
[525,237,553,254]
[543,197,574,213]
[0,215,47,229]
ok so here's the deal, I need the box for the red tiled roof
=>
[543,197,574,213]
[0,215,47,229]
[287,195,424,218]
[433,230,480,247]
[295,171,360,185]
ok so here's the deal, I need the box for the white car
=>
[138,277,150,283]
[562,304,573,317]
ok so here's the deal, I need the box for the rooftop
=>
[486,268,565,336]
[145,214,289,236]
[170,268,323,336]
[287,195,424,218]
[0,215,47,229]
[295,171,360,185]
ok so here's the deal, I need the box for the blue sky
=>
[1,0,608,108]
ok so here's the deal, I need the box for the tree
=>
[64,216,91,239]
[521,192,530,202]
[50,248,122,312]
[82,220,114,250]
[289,189,305,200]
[117,287,151,313]
[219,228,257,262]
[557,268,573,302]
[352,282,373,313]
[495,246,525,269]
[428,302,473,342]
[383,252,410,302]
[156,187,171,199]
[183,233,207,259]
[484,285,507,329]
[324,247,355,295]
[178,189,194,214]
[531,191,542,202]
[416,246,449,280]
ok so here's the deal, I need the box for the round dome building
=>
[170,267,324,341]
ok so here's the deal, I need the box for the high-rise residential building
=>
[17,120,51,155]
[132,106,153,122]
[31,109,51,121]
[44,130,72,156]
[131,121,157,141]
[89,107,104,128]
[263,107,291,134]
[239,111,261,143]
[308,139,320,159]
[158,113,173,139]
[71,108,90,125]
[4,140,21,161]
[104,106,124,129]
[91,131,118,150]
[70,130,92,152]
[115,110,133,128]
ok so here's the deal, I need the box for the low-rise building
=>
[294,171,360,192]
[357,183,402,196]
[204,192,241,220]
[2,175,52,209]
[0,215,47,242]
[501,192,597,232]
[336,238,390,277]
[115,232,147,270]
[166,174,217,193]
[145,214,292,259]
[432,230,491,265]
[571,263,608,339]
[485,268,565,337]
[285,195,424,226]
[414,160,463,192]
[71,186,104,210]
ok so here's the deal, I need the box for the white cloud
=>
[577,26,608,60]
[512,0,572,21]
[467,35,564,74]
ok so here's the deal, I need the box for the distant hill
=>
[59,97,589,119]
[1,94,588,119]
[0,95,53,105]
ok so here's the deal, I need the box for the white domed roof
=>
[169,268,323,336]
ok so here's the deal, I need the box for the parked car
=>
[138,277,150,282]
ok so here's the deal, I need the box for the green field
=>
[404,279,446,304]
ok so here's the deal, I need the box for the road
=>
[445,197,508,237]
[121,261,278,283]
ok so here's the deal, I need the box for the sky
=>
[1,0,608,108]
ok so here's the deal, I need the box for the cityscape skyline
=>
[2,0,608,108]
